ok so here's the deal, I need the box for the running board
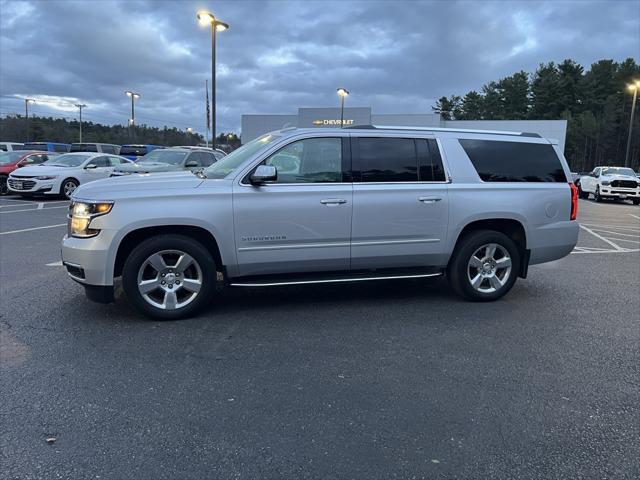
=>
[229,269,443,287]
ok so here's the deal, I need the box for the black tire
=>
[578,186,589,199]
[0,175,7,196]
[594,186,602,202]
[122,234,216,320]
[60,178,79,199]
[446,230,520,302]
[633,199,640,205]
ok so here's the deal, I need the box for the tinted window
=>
[108,156,126,166]
[357,138,417,182]
[101,145,116,154]
[120,146,148,156]
[199,152,216,167]
[262,137,342,183]
[0,145,6,151]
[53,144,69,152]
[460,139,567,182]
[87,156,109,168]
[416,139,446,182]
[71,144,98,152]
[26,154,47,164]
[21,143,48,151]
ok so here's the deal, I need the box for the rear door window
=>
[459,139,567,182]
[87,156,109,168]
[355,137,417,182]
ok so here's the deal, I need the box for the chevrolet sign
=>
[312,119,355,126]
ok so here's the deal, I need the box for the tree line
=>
[432,58,640,171]
[0,114,206,147]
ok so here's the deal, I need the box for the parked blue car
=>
[119,144,164,161]
[18,142,70,153]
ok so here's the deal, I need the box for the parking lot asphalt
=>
[1,195,639,479]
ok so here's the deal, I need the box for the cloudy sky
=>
[0,0,638,136]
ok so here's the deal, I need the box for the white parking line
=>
[37,202,44,209]
[46,260,63,266]
[586,228,639,237]
[0,205,68,214]
[0,203,33,208]
[579,225,625,251]
[628,214,640,220]
[0,223,66,235]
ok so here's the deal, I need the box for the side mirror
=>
[185,160,199,168]
[85,164,98,169]
[250,165,277,184]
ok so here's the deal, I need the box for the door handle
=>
[320,198,347,205]
[418,196,442,204]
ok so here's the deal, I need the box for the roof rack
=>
[344,124,541,138]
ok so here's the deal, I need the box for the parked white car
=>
[7,152,132,199]
[579,166,640,204]
[0,142,24,152]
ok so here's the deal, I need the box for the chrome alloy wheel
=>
[466,243,512,293]
[137,250,203,310]
[63,180,77,197]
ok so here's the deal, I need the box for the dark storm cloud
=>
[0,0,638,135]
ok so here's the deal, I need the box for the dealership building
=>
[241,107,567,151]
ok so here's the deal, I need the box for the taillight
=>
[569,183,578,220]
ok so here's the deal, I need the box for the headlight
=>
[35,175,57,180]
[601,181,611,186]
[68,201,114,238]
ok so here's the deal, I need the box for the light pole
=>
[337,88,349,128]
[75,104,87,143]
[624,81,639,168]
[125,91,140,139]
[197,10,229,149]
[186,127,193,145]
[24,98,35,142]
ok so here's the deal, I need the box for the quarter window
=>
[262,137,342,183]
[459,139,567,182]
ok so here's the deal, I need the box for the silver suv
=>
[61,126,579,319]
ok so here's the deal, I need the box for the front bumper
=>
[600,187,640,199]
[61,230,118,286]
[8,176,59,195]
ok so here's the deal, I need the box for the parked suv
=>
[61,126,579,319]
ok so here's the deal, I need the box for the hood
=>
[115,162,182,173]
[602,174,638,182]
[8,165,68,177]
[72,171,205,200]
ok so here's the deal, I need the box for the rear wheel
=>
[60,178,79,199]
[447,230,520,302]
[578,185,589,199]
[122,234,216,320]
[0,175,7,195]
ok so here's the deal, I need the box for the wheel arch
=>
[450,217,529,278]
[114,225,224,279]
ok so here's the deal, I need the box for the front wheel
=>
[122,234,216,320]
[447,230,520,302]
[0,175,7,195]
[594,186,603,202]
[60,178,79,199]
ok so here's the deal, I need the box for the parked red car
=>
[0,151,58,195]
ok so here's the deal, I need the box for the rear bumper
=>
[529,221,579,265]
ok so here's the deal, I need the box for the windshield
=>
[204,134,281,179]
[137,150,188,165]
[120,145,148,156]
[44,154,91,167]
[0,152,24,164]
[601,167,636,176]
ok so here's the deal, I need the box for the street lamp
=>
[337,88,349,128]
[624,81,640,168]
[197,10,229,148]
[24,98,35,142]
[125,91,140,140]
[186,127,193,145]
[75,104,87,143]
